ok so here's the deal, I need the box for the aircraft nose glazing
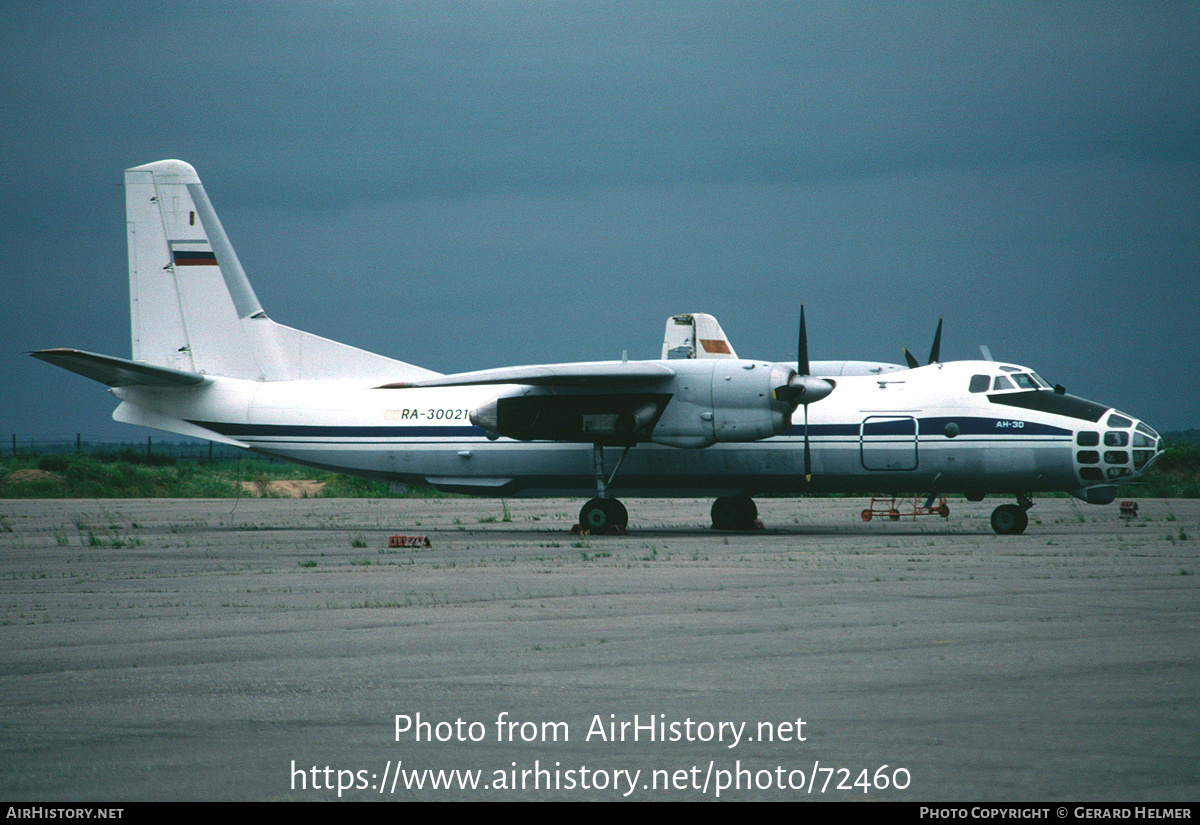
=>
[1126,415,1164,476]
[1073,412,1163,483]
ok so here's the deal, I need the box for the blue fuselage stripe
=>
[190,420,483,438]
[193,416,1070,441]
[786,417,1070,438]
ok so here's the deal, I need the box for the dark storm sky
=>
[3,1,1197,439]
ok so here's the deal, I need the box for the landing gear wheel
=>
[990,504,1028,535]
[711,494,758,530]
[861,509,873,522]
[579,498,628,534]
[888,509,901,521]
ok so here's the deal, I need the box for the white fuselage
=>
[35,160,1166,537]
[111,358,1160,502]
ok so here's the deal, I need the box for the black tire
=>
[579,498,628,533]
[990,504,1029,535]
[711,494,758,530]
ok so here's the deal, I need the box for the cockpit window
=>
[988,390,1109,422]
[992,375,1015,391]
[1106,413,1132,428]
[969,375,990,393]
[1012,374,1039,390]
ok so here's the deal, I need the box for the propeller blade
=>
[774,306,834,406]
[775,306,829,482]
[902,317,944,368]
[803,404,812,482]
[797,305,810,377]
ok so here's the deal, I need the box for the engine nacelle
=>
[651,360,796,448]
[470,360,808,449]
[471,391,671,444]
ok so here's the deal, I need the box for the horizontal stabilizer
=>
[31,349,210,388]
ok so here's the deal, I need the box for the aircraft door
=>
[860,415,918,471]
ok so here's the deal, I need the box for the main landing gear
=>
[576,445,631,535]
[578,496,628,534]
[711,493,762,531]
[574,445,765,534]
[990,494,1033,535]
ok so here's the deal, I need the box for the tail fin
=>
[661,313,738,360]
[124,160,436,382]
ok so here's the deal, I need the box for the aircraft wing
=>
[379,361,678,444]
[378,361,676,389]
[31,349,211,388]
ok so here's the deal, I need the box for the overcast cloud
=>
[2,1,1197,440]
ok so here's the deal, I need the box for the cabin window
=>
[1076,432,1099,446]
[969,375,990,393]
[1103,451,1129,465]
[1104,431,1129,447]
[1076,451,1100,464]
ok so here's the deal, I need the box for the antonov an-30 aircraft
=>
[34,160,1165,535]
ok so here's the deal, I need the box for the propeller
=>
[773,306,834,482]
[903,317,943,369]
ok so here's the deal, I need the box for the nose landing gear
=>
[990,494,1033,535]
